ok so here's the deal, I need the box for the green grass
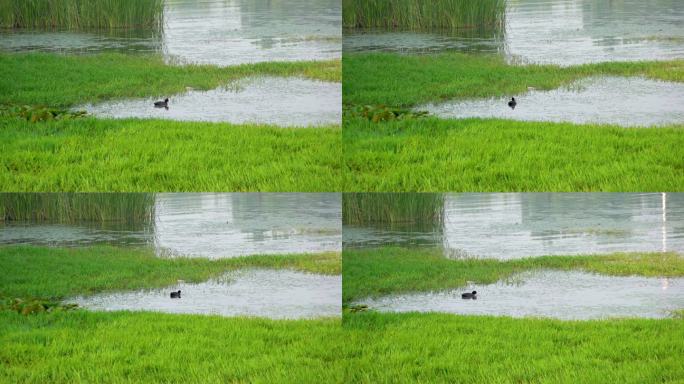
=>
[0,193,154,223]
[0,0,163,29]
[0,117,341,191]
[343,247,684,303]
[342,0,505,30]
[343,52,684,107]
[1,246,682,382]
[0,311,345,383]
[342,192,444,225]
[0,245,340,299]
[342,312,684,383]
[343,117,684,191]
[0,52,341,107]
[1,310,682,383]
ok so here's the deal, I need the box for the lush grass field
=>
[0,53,341,192]
[1,53,340,107]
[0,245,340,299]
[342,312,684,383]
[343,52,684,107]
[0,311,345,383]
[344,117,684,191]
[1,245,682,382]
[342,247,684,303]
[0,117,340,191]
[342,53,684,191]
[1,310,681,383]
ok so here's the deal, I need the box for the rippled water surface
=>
[79,77,341,126]
[1,193,341,258]
[344,193,684,259]
[0,0,341,65]
[344,0,684,65]
[419,77,684,127]
[355,270,684,319]
[73,269,341,319]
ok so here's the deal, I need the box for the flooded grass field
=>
[420,76,684,127]
[342,0,684,191]
[343,193,684,321]
[355,270,684,319]
[74,269,341,319]
[81,76,341,126]
[1,0,342,192]
[1,193,341,323]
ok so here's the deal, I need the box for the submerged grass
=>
[342,247,684,303]
[0,52,341,107]
[0,0,163,29]
[343,117,684,191]
[342,0,505,30]
[342,192,444,225]
[0,193,154,223]
[0,245,340,299]
[343,52,684,107]
[0,117,341,192]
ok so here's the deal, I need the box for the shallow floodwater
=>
[343,193,684,259]
[73,269,341,319]
[79,77,341,126]
[419,77,684,127]
[1,193,341,258]
[355,270,684,320]
[0,0,341,66]
[344,0,684,65]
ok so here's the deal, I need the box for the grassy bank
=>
[343,52,684,107]
[343,247,684,303]
[343,117,684,191]
[342,312,684,383]
[0,0,163,29]
[342,0,505,30]
[0,53,340,107]
[0,193,154,223]
[1,310,681,383]
[0,245,340,299]
[0,117,340,191]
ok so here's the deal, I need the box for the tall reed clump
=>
[0,0,164,30]
[342,0,506,31]
[343,193,445,226]
[0,193,155,224]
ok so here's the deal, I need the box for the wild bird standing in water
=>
[461,290,477,299]
[154,98,169,110]
[508,97,517,109]
[170,290,181,299]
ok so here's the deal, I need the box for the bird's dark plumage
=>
[154,98,169,108]
[461,290,477,299]
[170,290,181,299]
[507,97,516,109]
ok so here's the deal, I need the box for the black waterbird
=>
[507,97,516,109]
[170,290,181,299]
[461,290,477,299]
[154,98,169,108]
